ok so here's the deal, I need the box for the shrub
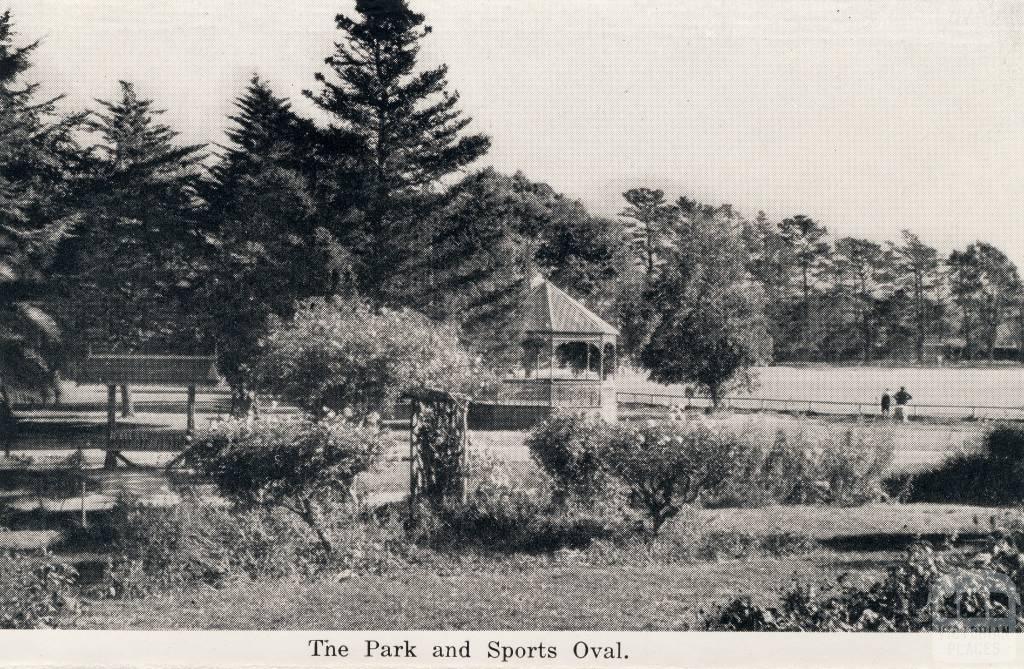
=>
[716,422,894,507]
[0,551,81,628]
[255,297,483,418]
[604,419,732,535]
[421,453,620,553]
[525,411,611,506]
[102,493,317,597]
[715,425,822,507]
[818,426,895,505]
[710,525,1024,632]
[187,413,388,554]
[907,423,1024,505]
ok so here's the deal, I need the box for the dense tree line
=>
[2,1,1023,418]
[615,190,1024,367]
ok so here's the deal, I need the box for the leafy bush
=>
[102,493,317,597]
[187,413,388,553]
[716,422,894,507]
[907,423,1024,505]
[710,526,1024,631]
[818,426,895,505]
[0,551,81,628]
[421,453,620,553]
[525,411,612,506]
[714,425,821,506]
[604,420,732,535]
[256,297,483,418]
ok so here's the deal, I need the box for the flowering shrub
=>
[526,411,612,506]
[605,420,732,535]
[186,413,388,553]
[256,297,485,418]
[0,551,81,628]
[711,525,1024,631]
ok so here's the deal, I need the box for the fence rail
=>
[616,391,1024,421]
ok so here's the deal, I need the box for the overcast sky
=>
[10,1,1024,264]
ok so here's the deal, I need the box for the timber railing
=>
[616,391,1024,421]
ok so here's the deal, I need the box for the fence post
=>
[78,447,87,528]
[186,385,196,435]
[103,384,117,469]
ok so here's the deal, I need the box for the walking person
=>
[880,388,891,418]
[893,386,912,422]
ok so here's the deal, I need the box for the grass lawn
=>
[66,503,1021,630]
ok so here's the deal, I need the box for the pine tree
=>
[619,188,675,280]
[778,214,831,361]
[831,237,891,363]
[411,168,540,365]
[200,76,354,410]
[890,230,940,363]
[53,81,205,355]
[0,10,84,417]
[305,0,490,300]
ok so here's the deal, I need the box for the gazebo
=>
[471,277,619,428]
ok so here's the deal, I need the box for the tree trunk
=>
[915,275,925,364]
[120,385,133,418]
[646,221,655,279]
[801,265,810,361]
[298,499,333,555]
[963,313,973,361]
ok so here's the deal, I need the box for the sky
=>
[9,0,1024,264]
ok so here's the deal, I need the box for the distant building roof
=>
[72,354,221,386]
[523,277,619,337]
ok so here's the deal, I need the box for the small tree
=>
[605,420,731,535]
[640,207,771,408]
[187,413,387,554]
[256,297,480,419]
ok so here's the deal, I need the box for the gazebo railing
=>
[480,378,603,408]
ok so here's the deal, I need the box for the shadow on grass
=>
[819,531,990,553]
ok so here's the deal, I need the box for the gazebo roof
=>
[523,277,619,337]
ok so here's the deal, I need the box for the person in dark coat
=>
[880,389,891,417]
[894,386,912,422]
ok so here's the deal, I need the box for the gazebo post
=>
[599,335,604,380]
[548,335,555,406]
